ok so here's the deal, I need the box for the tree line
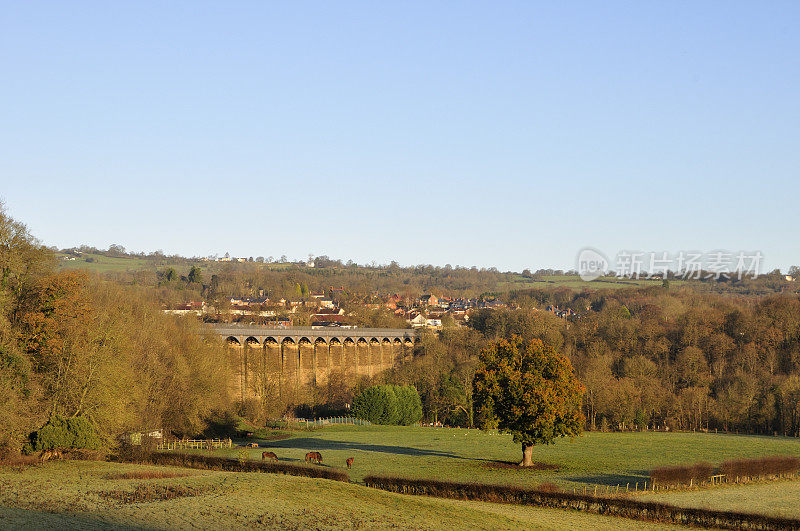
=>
[0,206,232,455]
[385,287,800,437]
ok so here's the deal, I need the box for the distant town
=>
[164,291,514,330]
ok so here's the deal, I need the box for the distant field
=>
[56,252,306,275]
[0,461,673,530]
[497,274,684,292]
[208,426,800,492]
[57,252,159,272]
[55,253,684,293]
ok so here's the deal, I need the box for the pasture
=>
[214,426,800,492]
[3,428,800,527]
[0,460,671,530]
[496,274,682,292]
[640,479,800,519]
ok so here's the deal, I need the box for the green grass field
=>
[210,427,800,492]
[56,253,682,293]
[57,252,159,272]
[56,252,310,275]
[4,429,800,528]
[0,460,673,530]
[497,274,686,292]
[640,479,800,519]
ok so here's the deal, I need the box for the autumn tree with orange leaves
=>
[473,337,584,467]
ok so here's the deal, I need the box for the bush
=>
[234,398,263,425]
[720,456,799,481]
[352,385,422,426]
[353,385,399,425]
[650,462,713,486]
[133,452,350,482]
[28,416,101,452]
[394,385,423,426]
[115,434,158,462]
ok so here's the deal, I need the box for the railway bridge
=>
[213,324,416,346]
[211,325,417,401]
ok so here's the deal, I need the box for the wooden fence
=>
[286,416,372,429]
[156,438,232,451]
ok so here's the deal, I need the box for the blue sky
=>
[2,2,798,272]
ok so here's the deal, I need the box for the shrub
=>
[394,385,423,425]
[28,416,102,452]
[105,471,188,480]
[538,482,560,493]
[353,385,422,426]
[115,434,158,462]
[650,461,713,486]
[720,456,799,481]
[130,452,350,482]
[99,484,209,503]
[353,385,399,425]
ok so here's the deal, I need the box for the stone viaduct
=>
[212,325,417,402]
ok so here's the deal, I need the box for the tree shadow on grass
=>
[266,437,474,459]
[482,460,559,471]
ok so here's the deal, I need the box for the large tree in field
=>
[473,336,584,466]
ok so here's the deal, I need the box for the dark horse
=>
[346,457,354,469]
[305,451,322,464]
[262,451,278,461]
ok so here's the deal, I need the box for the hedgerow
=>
[123,452,350,482]
[363,475,800,530]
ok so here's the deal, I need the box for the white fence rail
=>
[287,416,372,428]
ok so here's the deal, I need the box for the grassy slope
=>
[498,274,677,291]
[639,479,800,519]
[0,461,672,530]
[216,427,800,492]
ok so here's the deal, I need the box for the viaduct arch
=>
[210,325,416,402]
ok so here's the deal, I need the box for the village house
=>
[311,307,349,327]
[419,294,438,307]
[163,301,206,316]
[408,313,427,328]
[263,316,292,328]
[424,318,443,330]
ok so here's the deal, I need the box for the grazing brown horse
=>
[39,448,62,462]
[262,451,278,461]
[305,451,323,464]
[346,457,354,469]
